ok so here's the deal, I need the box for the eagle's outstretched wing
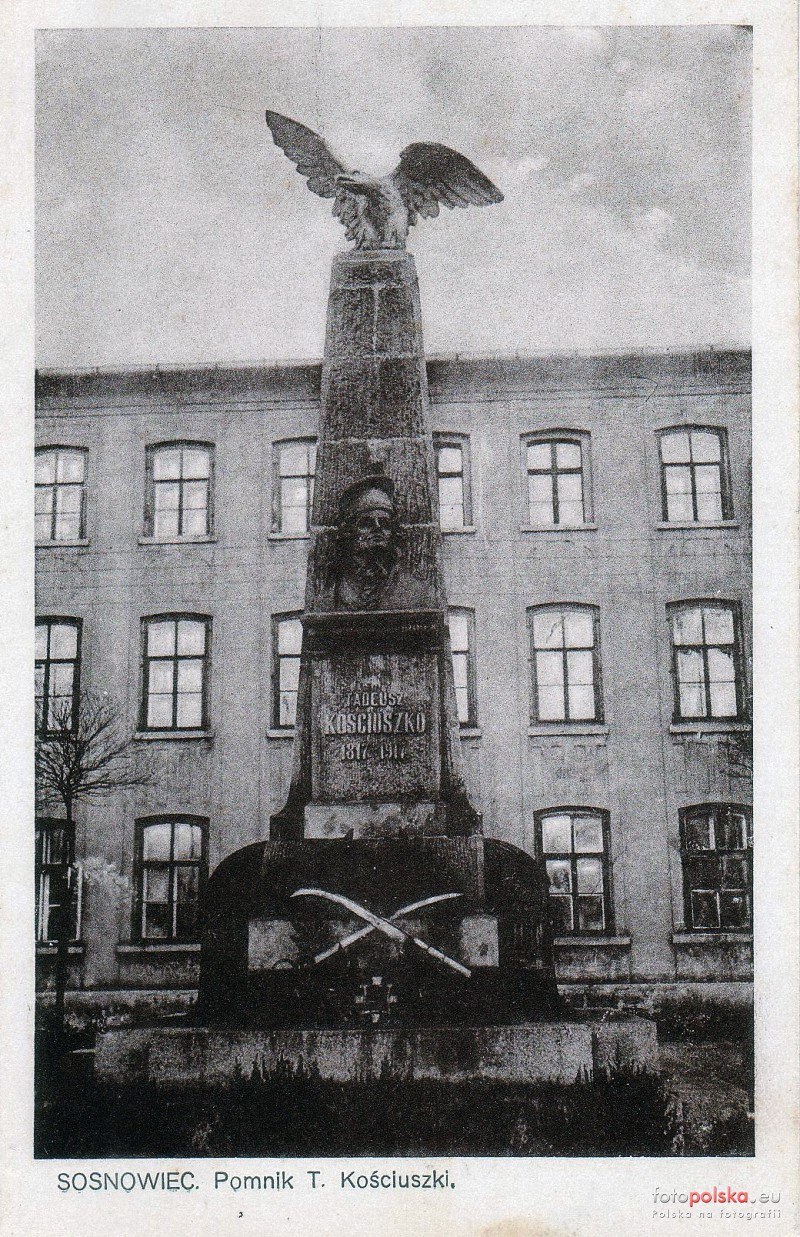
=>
[391,143,503,227]
[265,111,349,199]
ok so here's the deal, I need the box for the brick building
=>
[34,348,752,1023]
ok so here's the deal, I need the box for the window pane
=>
[719,891,750,928]
[578,896,605,931]
[279,442,310,476]
[672,608,702,646]
[528,502,556,527]
[454,685,469,725]
[691,890,720,929]
[177,659,203,694]
[665,466,692,497]
[143,904,170,939]
[439,475,464,516]
[542,815,572,853]
[721,855,748,888]
[695,464,721,496]
[546,859,572,894]
[576,857,603,894]
[147,694,173,728]
[703,607,734,646]
[279,656,300,693]
[439,504,464,531]
[533,611,563,649]
[56,486,82,515]
[57,451,85,482]
[278,619,302,655]
[709,681,738,718]
[707,647,736,685]
[148,661,173,694]
[143,866,170,899]
[54,513,81,541]
[573,815,603,852]
[567,684,595,720]
[279,692,297,727]
[691,431,722,462]
[35,452,56,484]
[437,446,462,475]
[557,472,583,505]
[35,486,54,515]
[183,508,208,536]
[527,442,551,470]
[666,492,694,522]
[678,685,705,719]
[282,505,308,535]
[176,693,203,728]
[555,442,582,469]
[177,620,206,655]
[558,500,585,526]
[661,432,690,463]
[563,611,594,648]
[143,823,172,860]
[50,623,78,659]
[567,649,594,687]
[549,896,573,933]
[153,509,180,538]
[448,612,469,651]
[183,480,208,510]
[685,812,713,850]
[50,663,74,699]
[720,811,748,851]
[147,621,175,656]
[537,685,565,721]
[535,650,563,687]
[153,449,181,480]
[528,473,553,505]
[173,822,203,860]
[35,625,48,659]
[175,868,200,937]
[154,482,181,513]
[451,651,469,690]
[181,448,210,479]
[35,513,52,541]
[696,492,723,522]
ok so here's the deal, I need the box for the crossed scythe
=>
[290,889,472,978]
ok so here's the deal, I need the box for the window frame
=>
[271,611,303,730]
[35,818,83,944]
[35,446,88,543]
[133,815,208,944]
[35,616,82,736]
[448,606,478,728]
[433,432,473,531]
[271,438,317,537]
[534,807,614,937]
[528,604,604,725]
[657,426,732,524]
[521,431,592,528]
[679,803,752,932]
[668,600,748,723]
[139,613,212,732]
[144,441,215,541]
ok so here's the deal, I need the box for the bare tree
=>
[35,689,151,1049]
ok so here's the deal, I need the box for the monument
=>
[96,114,657,1091]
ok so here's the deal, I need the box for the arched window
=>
[140,615,211,730]
[522,432,591,527]
[35,617,82,733]
[434,434,473,530]
[658,427,731,523]
[145,442,214,539]
[272,613,303,728]
[535,808,612,935]
[668,601,746,720]
[448,608,478,726]
[35,447,87,542]
[679,804,752,931]
[134,817,208,942]
[272,439,316,535]
[528,605,602,723]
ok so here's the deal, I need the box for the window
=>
[680,804,752,931]
[669,602,745,721]
[145,443,213,539]
[35,820,82,943]
[35,447,87,542]
[529,605,602,723]
[35,618,81,733]
[537,809,611,934]
[658,428,730,523]
[272,439,316,535]
[135,817,207,942]
[524,434,588,527]
[434,435,472,530]
[272,614,302,728]
[448,608,477,726]
[141,616,210,730]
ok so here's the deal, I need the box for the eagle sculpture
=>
[266,111,503,250]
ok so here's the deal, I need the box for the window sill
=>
[36,538,90,549]
[116,942,201,955]
[528,723,609,737]
[669,721,751,735]
[520,523,598,534]
[655,521,741,531]
[553,935,631,948]
[459,726,482,739]
[672,931,752,945]
[442,525,477,536]
[268,531,310,541]
[36,942,85,956]
[133,729,214,742]
[138,535,216,546]
[267,727,295,739]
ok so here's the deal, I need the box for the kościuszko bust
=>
[326,475,434,612]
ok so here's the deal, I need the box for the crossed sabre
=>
[290,889,471,978]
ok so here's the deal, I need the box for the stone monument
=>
[96,114,657,1089]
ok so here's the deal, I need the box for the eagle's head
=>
[334,171,376,196]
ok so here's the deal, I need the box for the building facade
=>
[34,349,752,1022]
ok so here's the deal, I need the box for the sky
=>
[35,25,751,367]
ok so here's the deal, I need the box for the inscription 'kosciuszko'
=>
[321,695,428,737]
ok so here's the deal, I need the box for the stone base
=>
[95,1018,658,1089]
[303,801,443,838]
